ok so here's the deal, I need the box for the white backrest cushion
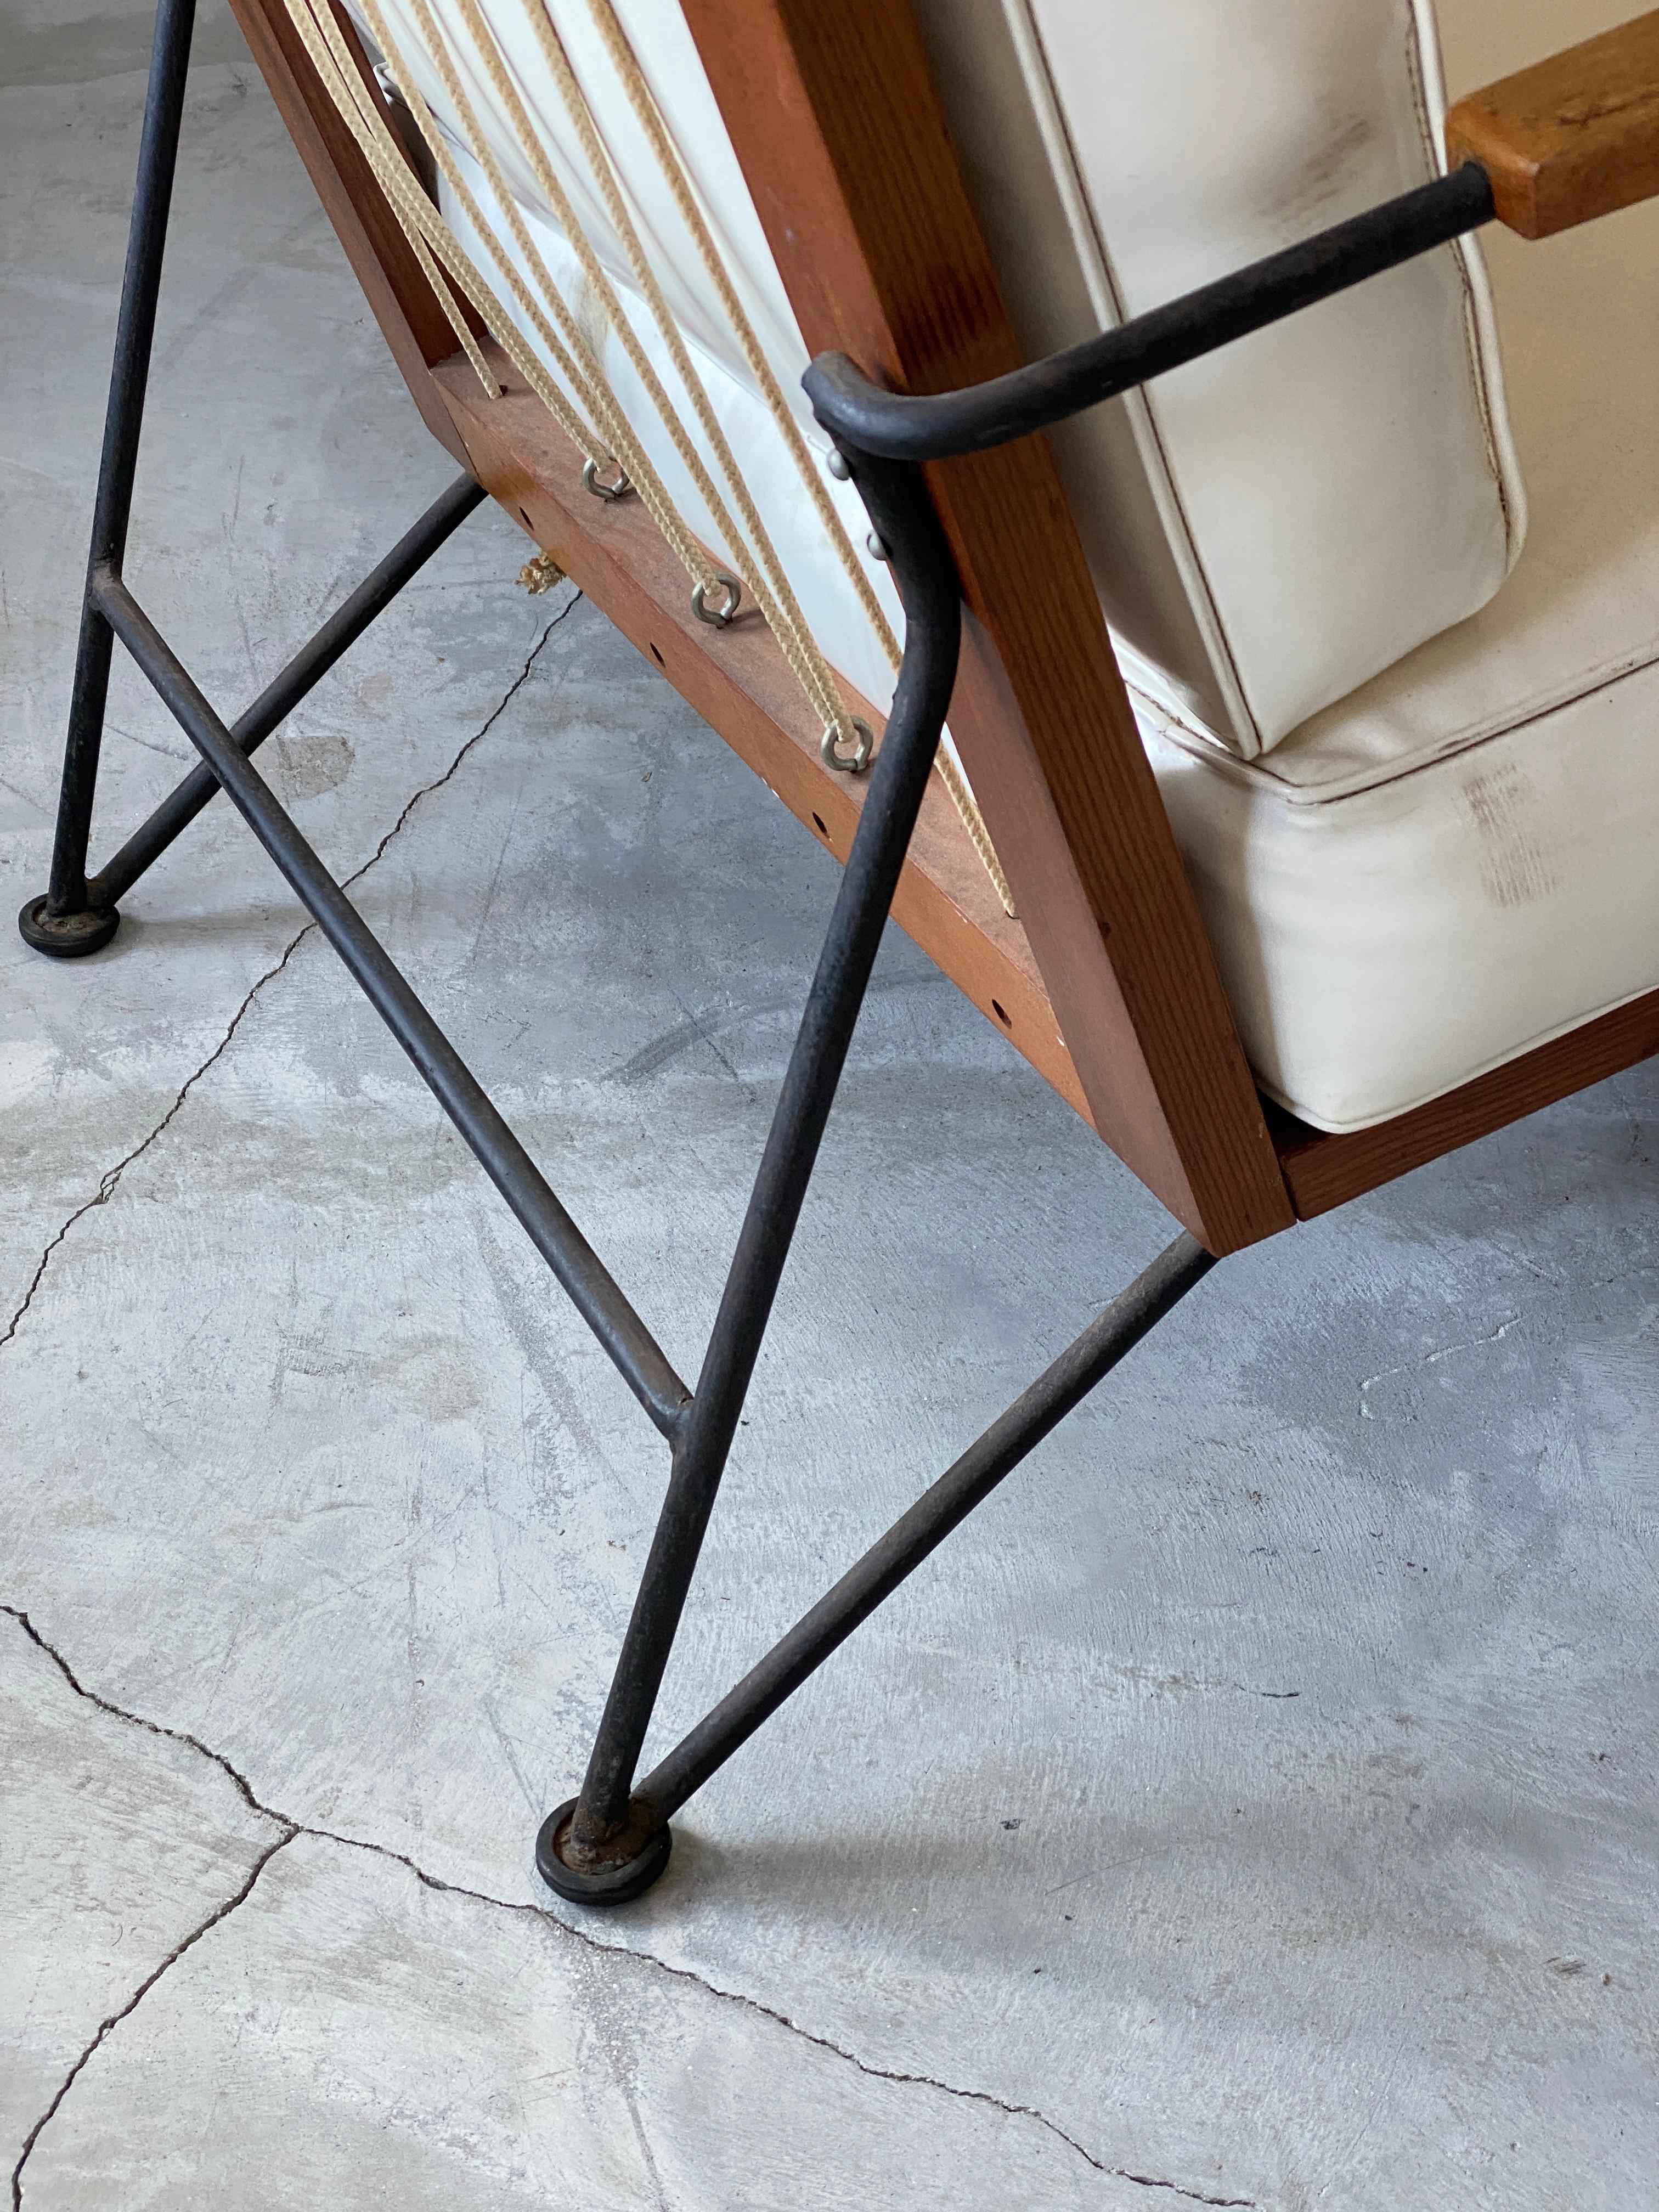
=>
[365,0,1526,759]
[910,0,1526,755]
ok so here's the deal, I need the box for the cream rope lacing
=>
[285,0,575,429]
[425,0,851,746]
[496,0,859,745]
[352,0,729,603]
[578,0,1013,913]
[297,0,1014,912]
[285,0,723,607]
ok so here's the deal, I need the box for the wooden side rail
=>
[1447,8,1659,239]
[685,0,1295,1255]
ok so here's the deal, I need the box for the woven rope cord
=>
[284,0,616,462]
[291,0,499,392]
[442,0,843,735]
[360,0,722,598]
[368,0,619,436]
[295,0,1013,912]
[502,0,848,737]
[578,0,1014,911]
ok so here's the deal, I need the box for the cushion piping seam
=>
[1403,0,1521,565]
[1007,0,1266,757]
[1137,639,1659,808]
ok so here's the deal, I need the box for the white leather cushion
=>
[1143,0,1659,1132]
[910,0,1526,757]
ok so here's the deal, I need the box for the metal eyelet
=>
[820,716,875,774]
[866,531,889,562]
[691,571,742,627]
[825,448,852,482]
[582,455,630,502]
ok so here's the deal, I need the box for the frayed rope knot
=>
[517,551,566,595]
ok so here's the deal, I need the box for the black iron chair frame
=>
[21,0,1500,1904]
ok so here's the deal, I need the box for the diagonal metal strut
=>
[636,1228,1217,1828]
[93,567,692,1440]
[562,449,966,1863]
[93,473,484,908]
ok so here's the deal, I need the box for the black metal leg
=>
[536,456,963,1902]
[15,0,1245,1918]
[637,1233,1215,1826]
[538,1230,1217,1904]
[17,0,691,1581]
[91,568,692,1439]
[537,454,1227,1910]
[19,0,197,959]
[19,22,1518,1906]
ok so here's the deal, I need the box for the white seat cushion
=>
[1143,0,1659,1132]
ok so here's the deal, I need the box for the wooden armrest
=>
[1445,9,1659,239]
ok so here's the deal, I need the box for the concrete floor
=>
[3,5,1657,2206]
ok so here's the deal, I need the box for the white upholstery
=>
[373,0,1656,1139]
[909,0,1525,755]
[1143,0,1659,1131]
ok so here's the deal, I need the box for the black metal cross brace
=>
[23,0,1497,1903]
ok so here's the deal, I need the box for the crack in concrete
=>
[2,1606,1251,2209]
[1357,1314,1520,1421]
[607,963,936,1085]
[1,931,308,1353]
[3,585,1252,2205]
[332,588,580,891]
[2,595,579,1357]
[9,1825,297,2210]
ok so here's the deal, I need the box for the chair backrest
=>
[255,0,1537,1254]
[355,0,1526,765]
[182,0,1659,1254]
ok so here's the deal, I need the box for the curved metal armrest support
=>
[803,165,1496,464]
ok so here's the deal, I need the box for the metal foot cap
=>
[19,895,120,958]
[535,1797,672,1907]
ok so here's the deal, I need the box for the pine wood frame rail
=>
[19,0,1658,1903]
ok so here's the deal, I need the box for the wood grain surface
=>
[1447,8,1659,237]
[437,349,1093,1125]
